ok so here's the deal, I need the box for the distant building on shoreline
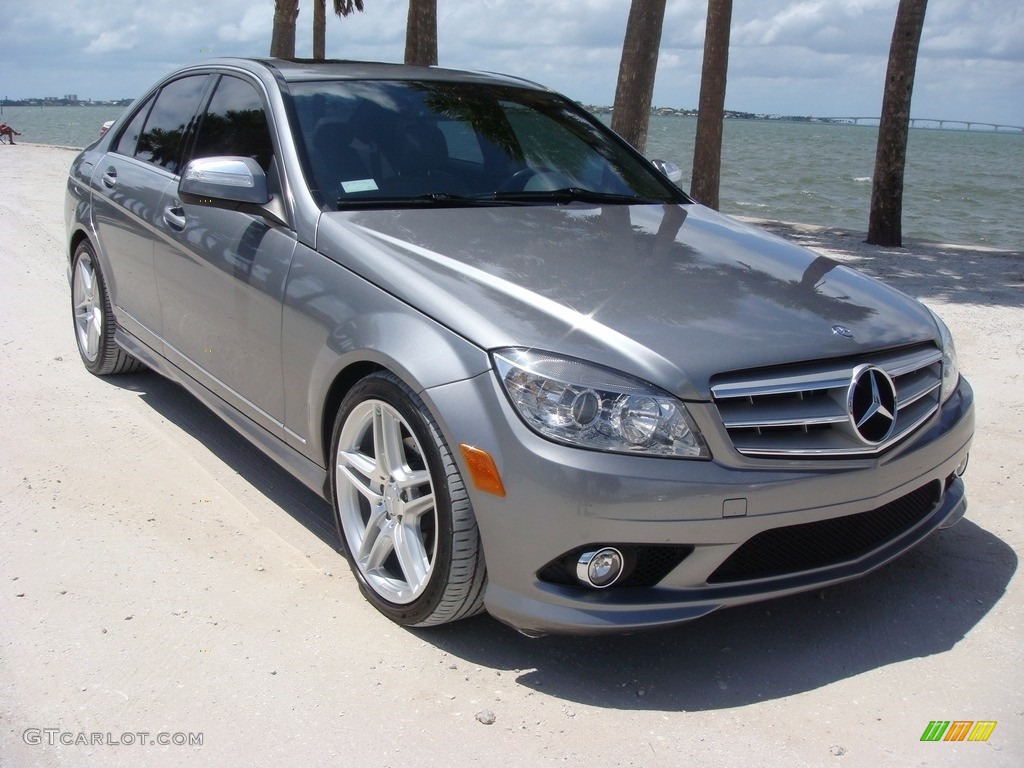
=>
[2,97,134,107]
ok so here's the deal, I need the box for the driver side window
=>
[131,76,209,173]
[190,76,274,174]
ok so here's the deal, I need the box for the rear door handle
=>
[163,205,186,230]
[101,168,117,188]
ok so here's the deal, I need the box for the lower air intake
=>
[708,481,941,584]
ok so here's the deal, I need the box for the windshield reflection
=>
[288,80,685,209]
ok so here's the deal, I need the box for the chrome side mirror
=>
[650,158,683,184]
[179,156,270,205]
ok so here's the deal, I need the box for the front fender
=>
[280,241,491,467]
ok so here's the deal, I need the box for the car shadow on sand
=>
[419,518,1015,711]
[104,369,1016,713]
[750,219,1024,310]
[104,369,340,551]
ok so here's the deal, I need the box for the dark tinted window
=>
[134,75,208,173]
[114,96,154,156]
[191,76,273,172]
[289,80,683,209]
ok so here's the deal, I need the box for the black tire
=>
[329,371,486,626]
[70,240,143,375]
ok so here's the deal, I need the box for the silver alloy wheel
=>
[73,253,102,363]
[334,399,438,604]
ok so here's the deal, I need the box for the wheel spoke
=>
[337,451,382,505]
[79,261,95,299]
[373,406,407,480]
[400,490,435,522]
[392,519,429,588]
[361,516,394,570]
[86,310,101,359]
[394,466,430,491]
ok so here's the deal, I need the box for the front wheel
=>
[329,372,486,626]
[70,241,142,375]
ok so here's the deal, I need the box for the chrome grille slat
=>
[721,393,847,429]
[896,366,942,408]
[712,344,943,458]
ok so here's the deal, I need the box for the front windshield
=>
[288,79,685,209]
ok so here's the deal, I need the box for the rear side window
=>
[133,75,209,173]
[114,97,153,157]
[191,76,274,172]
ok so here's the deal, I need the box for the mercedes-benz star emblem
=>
[847,365,898,445]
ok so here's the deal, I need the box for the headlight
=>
[929,308,960,402]
[493,348,709,459]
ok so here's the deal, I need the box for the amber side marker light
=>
[459,444,506,497]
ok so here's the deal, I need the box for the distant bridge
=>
[818,117,1024,133]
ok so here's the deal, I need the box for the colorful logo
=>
[920,721,997,742]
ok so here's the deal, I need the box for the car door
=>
[153,73,296,434]
[89,74,210,352]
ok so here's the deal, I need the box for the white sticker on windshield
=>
[341,178,379,193]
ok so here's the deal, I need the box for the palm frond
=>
[333,0,365,17]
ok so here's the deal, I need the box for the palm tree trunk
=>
[405,0,438,66]
[610,0,667,154]
[690,0,733,210]
[271,0,299,58]
[867,0,929,247]
[314,0,326,60]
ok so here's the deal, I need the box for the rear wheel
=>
[71,241,142,375]
[330,372,486,626]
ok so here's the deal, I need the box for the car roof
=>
[192,57,549,92]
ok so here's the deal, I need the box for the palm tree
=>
[314,0,326,59]
[610,0,667,154]
[271,0,299,58]
[689,0,733,210]
[315,1,366,59]
[867,0,929,247]
[405,0,438,66]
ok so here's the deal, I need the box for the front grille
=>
[711,344,942,457]
[707,482,941,583]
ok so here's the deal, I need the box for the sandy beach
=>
[1,143,1021,767]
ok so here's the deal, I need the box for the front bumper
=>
[426,372,974,635]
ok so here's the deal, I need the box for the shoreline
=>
[4,142,1021,263]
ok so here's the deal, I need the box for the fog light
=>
[955,454,969,477]
[576,547,624,588]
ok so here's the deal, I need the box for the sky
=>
[1,0,1022,125]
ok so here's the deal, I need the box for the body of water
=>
[4,105,1021,251]
[1,104,127,149]
[643,116,1023,252]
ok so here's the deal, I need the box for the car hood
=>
[315,203,939,400]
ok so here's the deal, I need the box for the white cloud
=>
[219,6,273,44]
[0,0,1021,124]
[83,27,138,55]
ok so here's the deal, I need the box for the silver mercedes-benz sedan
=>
[65,58,974,635]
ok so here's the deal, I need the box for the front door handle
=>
[163,205,186,231]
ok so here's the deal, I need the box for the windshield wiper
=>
[336,192,521,210]
[335,189,661,210]
[481,187,660,205]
